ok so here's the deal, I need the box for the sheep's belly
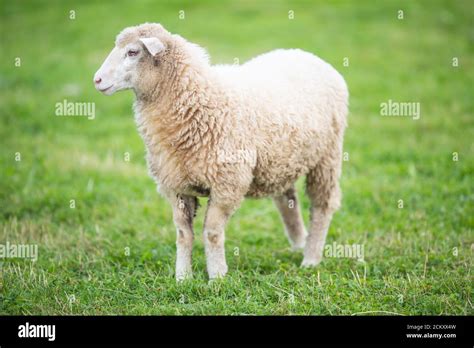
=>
[244,133,323,198]
[182,185,210,197]
[246,161,313,198]
[246,175,304,198]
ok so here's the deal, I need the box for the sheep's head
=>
[94,23,169,96]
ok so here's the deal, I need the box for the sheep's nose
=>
[94,77,102,84]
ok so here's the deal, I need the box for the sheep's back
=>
[212,49,348,197]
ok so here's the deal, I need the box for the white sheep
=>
[94,23,348,280]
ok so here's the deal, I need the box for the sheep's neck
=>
[134,61,225,161]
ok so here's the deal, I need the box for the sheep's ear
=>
[139,37,165,57]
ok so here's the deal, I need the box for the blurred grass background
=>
[0,0,473,314]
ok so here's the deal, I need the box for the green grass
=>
[0,0,473,315]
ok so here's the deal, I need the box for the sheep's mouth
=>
[99,85,113,92]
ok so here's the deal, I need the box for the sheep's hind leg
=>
[169,194,198,281]
[302,160,342,267]
[273,186,307,250]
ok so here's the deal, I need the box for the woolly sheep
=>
[94,23,348,280]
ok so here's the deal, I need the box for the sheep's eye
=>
[127,50,139,57]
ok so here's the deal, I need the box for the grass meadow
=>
[0,0,473,315]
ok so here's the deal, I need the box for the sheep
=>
[94,23,348,280]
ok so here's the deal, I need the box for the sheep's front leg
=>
[170,194,198,281]
[203,199,238,279]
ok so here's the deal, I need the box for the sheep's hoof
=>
[207,276,226,285]
[291,240,306,251]
[207,266,228,280]
[208,271,227,280]
[176,271,193,282]
[301,258,322,268]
